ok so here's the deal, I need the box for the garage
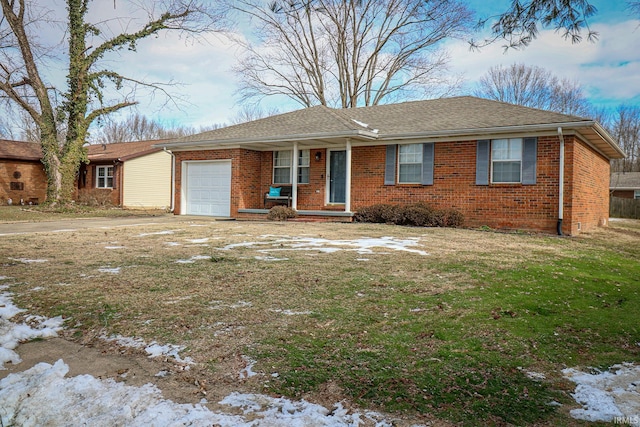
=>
[183,160,232,216]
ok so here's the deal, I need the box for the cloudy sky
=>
[27,0,640,130]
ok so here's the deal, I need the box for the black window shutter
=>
[522,137,537,185]
[384,145,396,185]
[421,143,434,185]
[476,140,490,185]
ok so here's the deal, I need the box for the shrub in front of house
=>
[77,189,113,207]
[267,206,298,221]
[354,202,463,227]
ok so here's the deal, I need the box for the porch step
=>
[288,217,331,222]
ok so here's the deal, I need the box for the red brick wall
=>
[564,138,611,234]
[77,163,122,206]
[350,137,564,232]
[0,160,47,205]
[172,136,612,234]
[173,148,262,215]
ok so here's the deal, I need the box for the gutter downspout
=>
[163,147,176,213]
[557,127,565,236]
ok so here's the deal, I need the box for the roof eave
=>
[0,155,42,161]
[381,121,626,159]
[156,130,379,150]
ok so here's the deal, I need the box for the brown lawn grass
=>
[1,217,639,426]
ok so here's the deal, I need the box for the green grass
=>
[256,244,640,425]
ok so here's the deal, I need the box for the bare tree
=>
[610,105,640,172]
[0,0,225,205]
[92,112,225,144]
[230,0,473,108]
[229,104,280,125]
[474,63,592,117]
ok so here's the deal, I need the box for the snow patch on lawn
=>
[136,229,182,237]
[187,238,209,244]
[100,334,194,366]
[209,300,252,310]
[9,257,47,263]
[270,309,312,316]
[239,355,258,379]
[221,236,428,256]
[0,360,244,427]
[176,255,211,264]
[98,267,121,274]
[0,360,402,427]
[220,392,394,426]
[254,255,289,261]
[0,288,64,369]
[563,363,640,424]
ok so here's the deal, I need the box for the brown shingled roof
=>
[0,139,43,161]
[87,139,168,162]
[161,96,624,159]
[345,96,589,135]
[610,172,640,190]
[175,105,367,144]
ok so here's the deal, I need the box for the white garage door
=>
[184,161,231,217]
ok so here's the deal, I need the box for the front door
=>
[328,150,346,204]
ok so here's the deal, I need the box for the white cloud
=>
[105,30,245,127]
[445,19,640,108]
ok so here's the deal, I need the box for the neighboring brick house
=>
[159,97,624,235]
[610,172,640,199]
[0,139,47,205]
[79,139,172,209]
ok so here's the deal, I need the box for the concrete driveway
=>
[0,215,217,235]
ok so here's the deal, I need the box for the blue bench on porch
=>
[264,185,292,208]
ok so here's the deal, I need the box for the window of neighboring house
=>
[298,149,310,184]
[398,144,422,183]
[635,190,640,200]
[273,149,310,184]
[96,165,114,189]
[491,138,522,183]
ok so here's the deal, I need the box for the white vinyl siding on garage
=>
[122,151,172,209]
[183,160,232,217]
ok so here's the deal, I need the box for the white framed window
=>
[273,150,292,184]
[273,149,310,184]
[298,150,310,184]
[398,144,422,183]
[96,165,114,189]
[634,190,640,200]
[491,138,522,183]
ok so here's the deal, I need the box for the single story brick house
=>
[79,139,172,209]
[0,139,47,205]
[158,96,624,235]
[610,172,640,199]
